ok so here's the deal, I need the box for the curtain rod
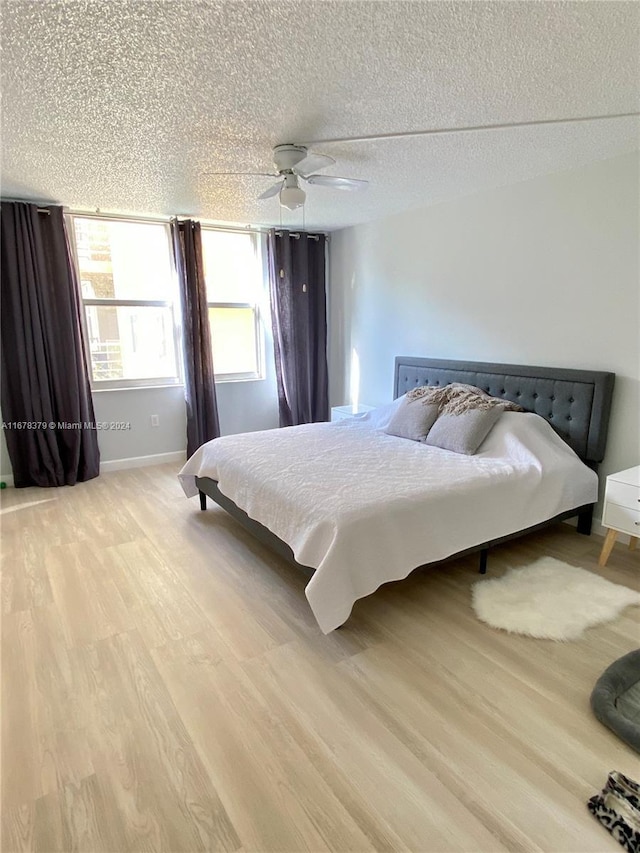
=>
[2,197,53,214]
[2,199,329,235]
[159,217,327,238]
[273,231,325,241]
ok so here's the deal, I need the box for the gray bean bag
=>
[591,650,640,754]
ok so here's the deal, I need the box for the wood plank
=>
[103,539,213,649]
[31,775,129,853]
[243,640,513,852]
[151,634,377,852]
[46,541,135,647]
[77,629,240,852]
[1,526,53,614]
[1,608,94,810]
[1,803,34,853]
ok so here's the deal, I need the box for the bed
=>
[179,357,615,633]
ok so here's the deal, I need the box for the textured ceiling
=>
[2,1,639,231]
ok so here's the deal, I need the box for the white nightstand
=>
[331,404,375,422]
[598,465,640,567]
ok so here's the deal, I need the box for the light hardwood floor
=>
[2,463,639,852]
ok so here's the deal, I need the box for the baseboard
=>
[100,450,187,473]
[0,451,185,486]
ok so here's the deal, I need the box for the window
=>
[70,217,180,388]
[200,229,264,381]
[69,217,266,388]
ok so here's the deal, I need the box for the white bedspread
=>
[179,406,598,633]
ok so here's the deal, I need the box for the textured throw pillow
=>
[385,394,440,441]
[425,406,502,455]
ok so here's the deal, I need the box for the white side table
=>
[331,404,374,422]
[598,465,640,567]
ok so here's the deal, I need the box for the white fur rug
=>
[472,557,640,640]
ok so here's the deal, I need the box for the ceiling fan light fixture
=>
[279,178,306,210]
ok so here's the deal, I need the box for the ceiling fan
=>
[207,143,368,209]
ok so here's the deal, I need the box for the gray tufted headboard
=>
[394,357,615,465]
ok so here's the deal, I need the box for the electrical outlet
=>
[150,414,159,427]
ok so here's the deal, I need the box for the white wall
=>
[329,152,639,496]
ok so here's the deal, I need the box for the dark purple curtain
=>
[0,202,100,487]
[170,218,220,457]
[267,229,329,426]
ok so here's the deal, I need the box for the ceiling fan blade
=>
[204,172,279,178]
[258,180,284,200]
[304,174,368,190]
[295,152,336,177]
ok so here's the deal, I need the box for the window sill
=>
[91,375,266,392]
[92,383,184,393]
[215,374,266,384]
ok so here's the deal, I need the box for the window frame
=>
[201,227,266,384]
[68,213,183,391]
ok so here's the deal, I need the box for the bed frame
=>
[196,356,615,576]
